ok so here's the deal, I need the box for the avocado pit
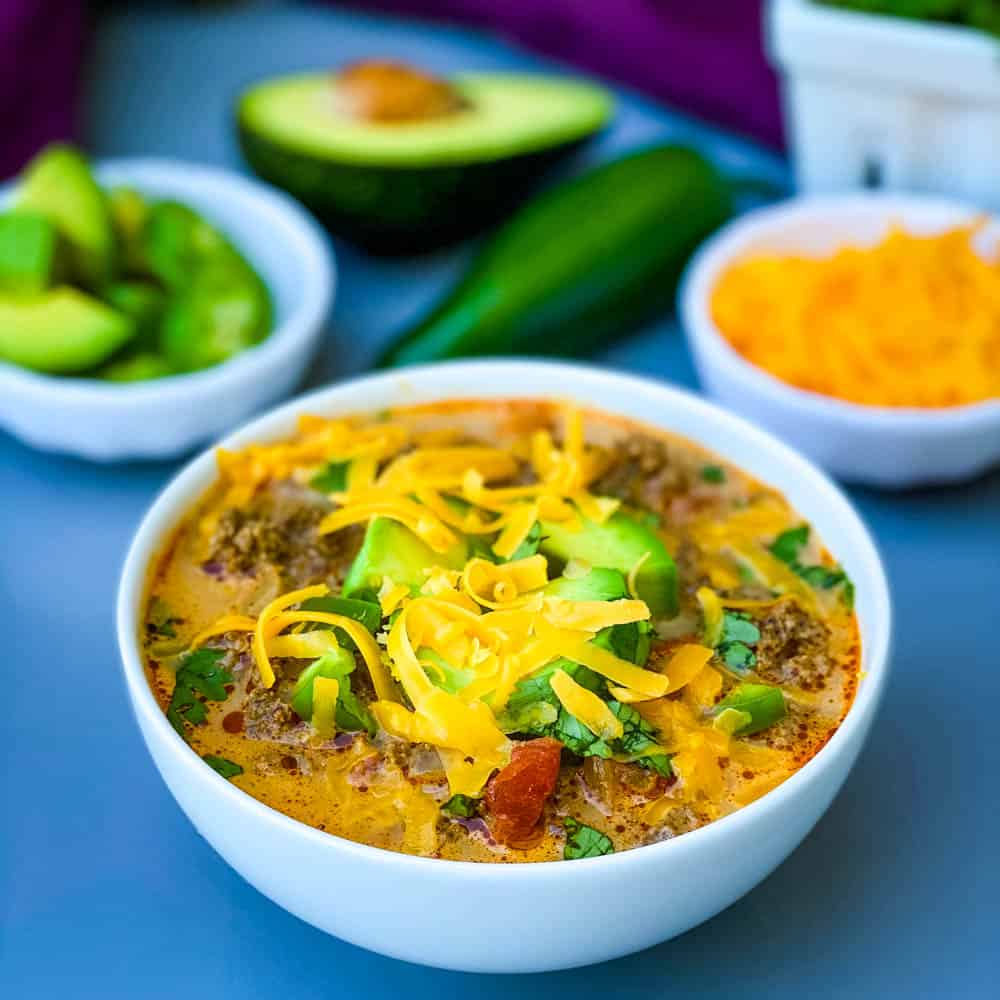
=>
[333,61,468,124]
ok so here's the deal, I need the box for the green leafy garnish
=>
[203,754,243,779]
[608,702,672,777]
[604,619,652,666]
[310,460,349,493]
[298,595,382,650]
[563,818,614,859]
[167,648,232,736]
[701,464,727,484]
[714,610,760,674]
[441,794,479,818]
[147,596,181,640]
[769,524,854,607]
[507,522,542,562]
[552,708,613,758]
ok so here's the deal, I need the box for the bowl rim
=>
[0,157,334,405]
[116,359,892,875]
[679,191,1000,432]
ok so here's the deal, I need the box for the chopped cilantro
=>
[146,596,181,640]
[604,619,652,666]
[167,648,232,736]
[467,536,501,564]
[769,524,854,608]
[712,610,760,674]
[608,702,672,776]
[299,595,382,650]
[701,464,727,484]
[507,522,543,562]
[553,708,613,757]
[441,794,479,818]
[563,818,614,859]
[203,755,243,779]
[721,641,757,672]
[310,460,349,493]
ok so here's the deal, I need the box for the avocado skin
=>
[539,513,678,618]
[238,122,585,254]
[343,517,468,598]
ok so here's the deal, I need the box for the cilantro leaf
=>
[769,524,854,608]
[552,707,613,757]
[507,522,542,562]
[604,619,652,666]
[146,596,181,640]
[701,464,727,484]
[721,611,761,646]
[769,524,810,564]
[608,702,673,776]
[441,794,479,818]
[167,648,232,736]
[203,755,243,779]
[721,641,757,672]
[563,818,614,859]
[310,460,349,493]
[335,686,377,737]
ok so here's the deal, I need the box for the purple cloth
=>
[358,0,782,146]
[0,1,86,179]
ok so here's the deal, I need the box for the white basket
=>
[767,0,1000,206]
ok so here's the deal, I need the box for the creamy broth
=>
[144,400,860,862]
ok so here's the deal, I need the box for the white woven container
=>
[768,0,1000,206]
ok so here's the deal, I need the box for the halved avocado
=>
[236,64,613,253]
[0,288,134,373]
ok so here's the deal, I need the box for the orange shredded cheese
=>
[711,223,1000,408]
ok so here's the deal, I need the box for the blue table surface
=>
[3,4,998,996]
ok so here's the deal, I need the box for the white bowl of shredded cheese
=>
[679,193,1000,488]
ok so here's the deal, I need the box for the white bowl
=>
[116,360,891,973]
[679,193,1000,488]
[0,159,334,461]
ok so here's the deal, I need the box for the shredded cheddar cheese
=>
[711,223,1000,408]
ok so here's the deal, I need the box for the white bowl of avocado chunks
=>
[0,146,333,460]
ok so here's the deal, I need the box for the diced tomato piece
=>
[485,737,562,846]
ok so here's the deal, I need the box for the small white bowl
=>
[679,193,1000,488]
[117,360,891,973]
[0,159,334,461]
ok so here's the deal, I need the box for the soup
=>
[144,399,860,862]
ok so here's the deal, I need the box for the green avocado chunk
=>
[107,186,150,275]
[98,351,174,382]
[16,144,115,287]
[0,287,134,373]
[102,281,166,352]
[543,567,628,603]
[342,517,468,599]
[0,212,66,293]
[539,513,678,617]
[159,263,270,372]
[236,72,613,253]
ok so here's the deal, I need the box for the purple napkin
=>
[359,0,782,146]
[0,1,85,180]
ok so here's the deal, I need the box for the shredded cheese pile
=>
[711,223,1000,408]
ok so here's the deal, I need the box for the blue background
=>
[3,4,997,996]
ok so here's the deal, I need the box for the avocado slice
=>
[0,288,134,373]
[236,68,613,253]
[539,513,678,618]
[16,145,115,287]
[102,281,166,352]
[543,568,628,603]
[0,212,67,294]
[107,186,150,275]
[342,517,468,599]
[98,351,174,383]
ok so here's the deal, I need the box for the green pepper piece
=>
[714,683,786,736]
[0,212,65,293]
[298,595,382,647]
